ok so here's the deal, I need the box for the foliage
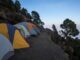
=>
[31,11,44,26]
[0,0,15,11]
[60,18,80,60]
[60,18,79,37]
[26,13,32,19]
[21,8,32,20]
[0,0,44,25]
[13,13,23,24]
[32,11,40,19]
[14,0,21,12]
[8,0,15,10]
[52,24,58,34]
[21,8,28,16]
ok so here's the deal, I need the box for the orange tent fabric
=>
[13,29,30,49]
[0,23,9,39]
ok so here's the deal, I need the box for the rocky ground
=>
[9,31,69,60]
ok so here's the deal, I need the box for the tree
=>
[0,0,10,6]
[60,19,80,60]
[21,8,32,19]
[52,24,58,34]
[0,0,15,11]
[51,24,60,43]
[26,13,32,19]
[21,8,28,16]
[31,11,44,26]
[31,11,40,20]
[14,0,21,12]
[60,18,79,38]
[8,0,15,11]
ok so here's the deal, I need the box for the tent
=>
[14,23,30,38]
[26,22,38,36]
[0,23,9,39]
[16,22,38,36]
[15,22,40,37]
[0,34,14,60]
[16,22,28,29]
[34,27,40,35]
[7,24,30,49]
[31,23,40,34]
[12,29,30,49]
[0,23,30,49]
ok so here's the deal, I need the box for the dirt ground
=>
[9,31,69,60]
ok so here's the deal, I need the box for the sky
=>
[18,0,80,30]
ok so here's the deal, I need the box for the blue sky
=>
[19,0,80,30]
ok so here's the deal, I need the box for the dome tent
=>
[14,22,40,37]
[0,23,9,39]
[26,22,38,36]
[14,22,30,38]
[0,34,14,60]
[0,23,30,49]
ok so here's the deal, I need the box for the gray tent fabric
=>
[16,22,28,29]
[18,22,39,36]
[0,34,14,60]
[14,24,30,38]
[14,22,39,37]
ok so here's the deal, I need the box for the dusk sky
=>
[19,0,80,30]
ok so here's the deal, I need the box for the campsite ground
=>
[9,31,69,60]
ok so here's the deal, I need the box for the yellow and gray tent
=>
[0,23,30,49]
[14,23,30,38]
[0,34,14,60]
